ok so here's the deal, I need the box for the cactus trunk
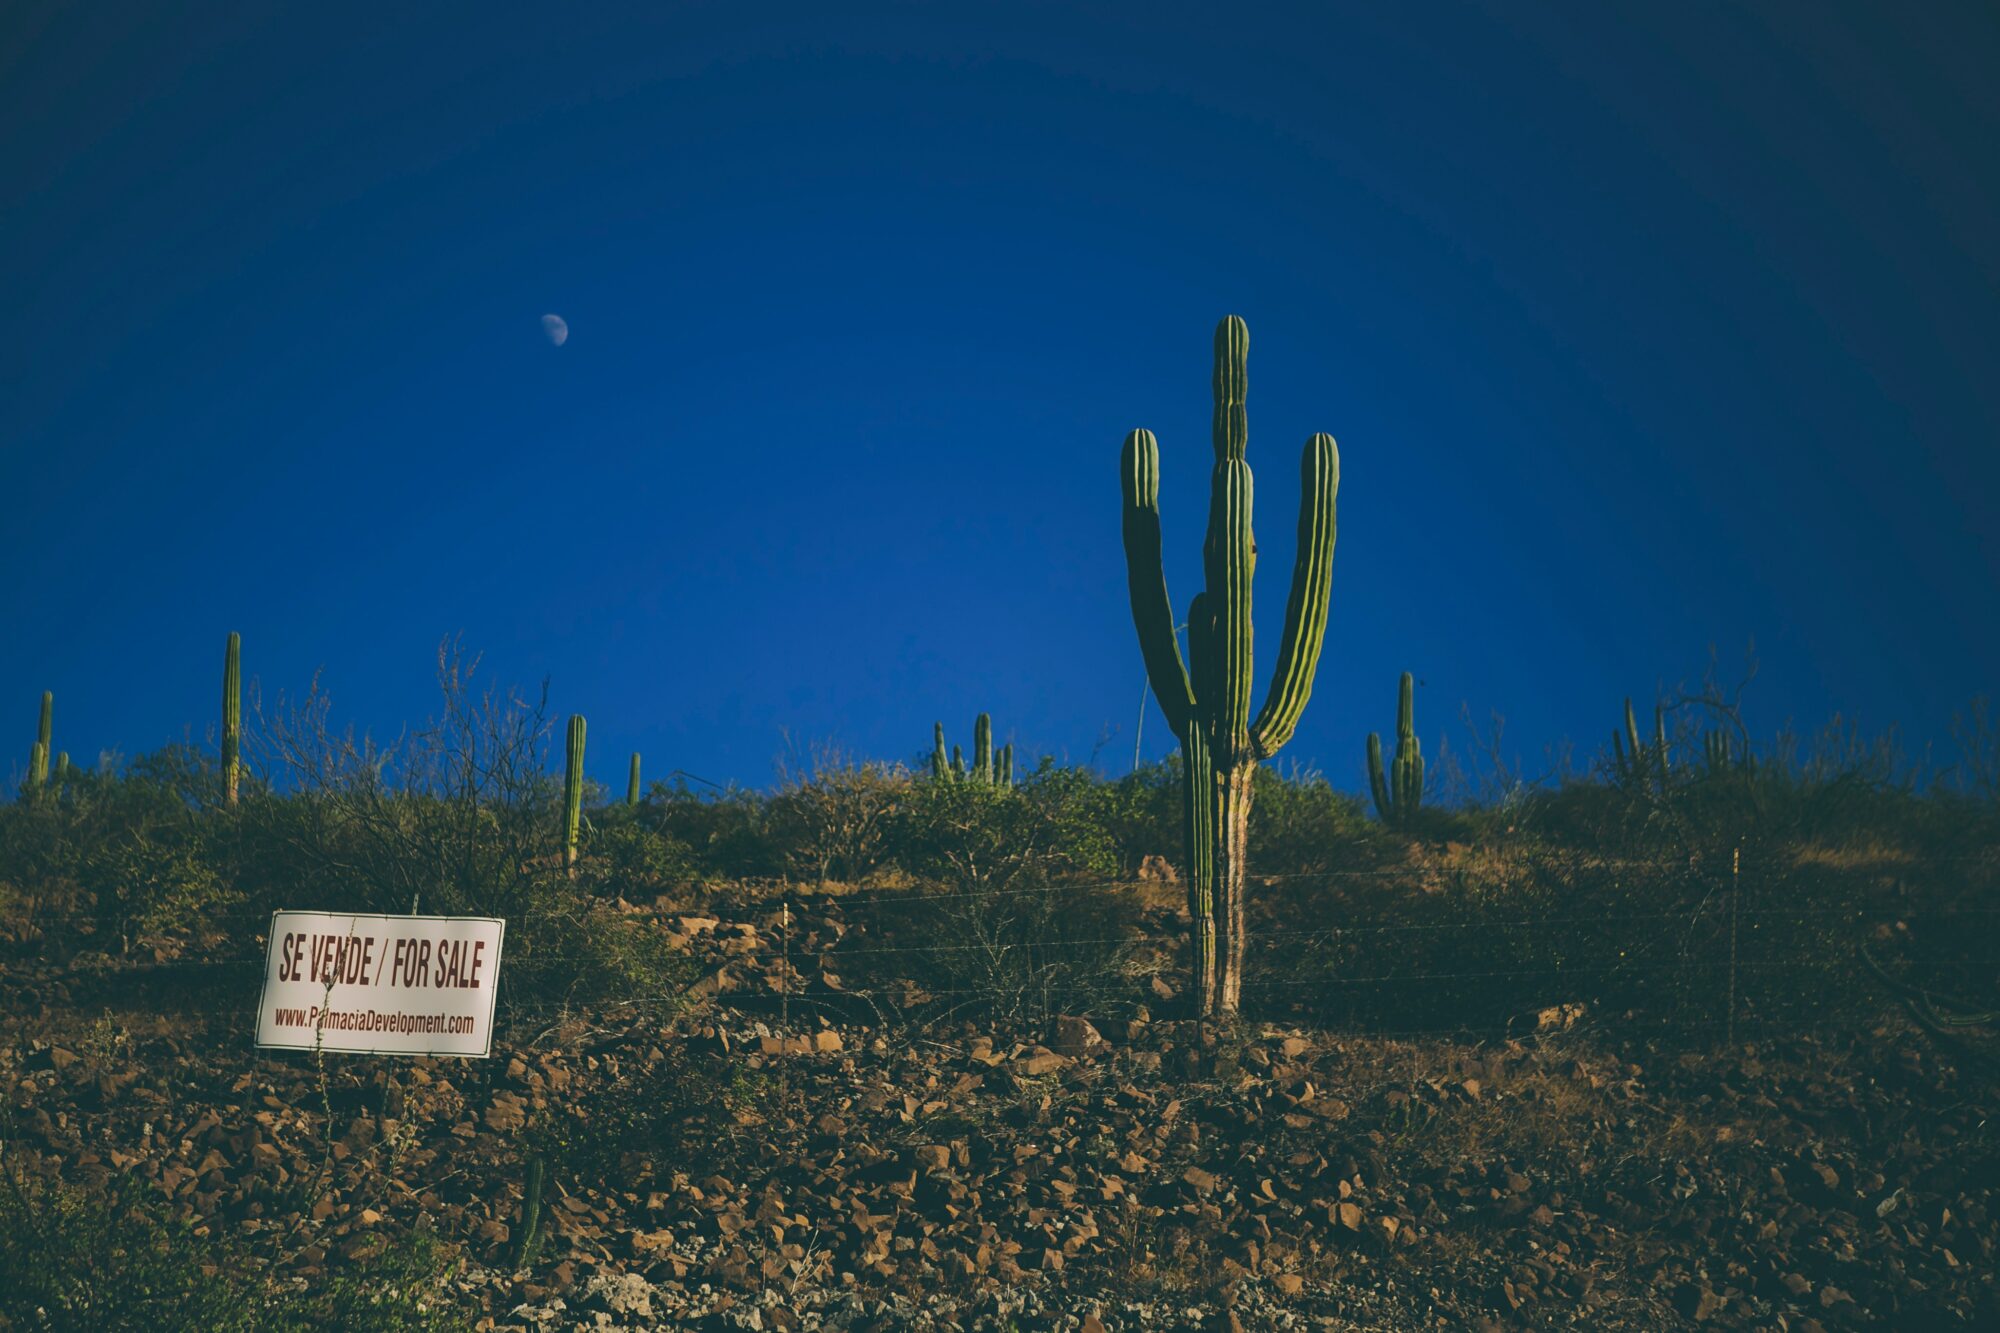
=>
[627,752,642,807]
[562,714,586,872]
[1120,316,1339,1018]
[223,633,241,806]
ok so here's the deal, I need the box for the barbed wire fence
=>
[4,847,1994,1067]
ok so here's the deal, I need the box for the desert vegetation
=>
[2,321,1995,1329]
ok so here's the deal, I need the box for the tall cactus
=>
[1121,315,1339,1016]
[562,714,586,872]
[930,715,1014,790]
[627,752,642,807]
[1367,672,1424,826]
[222,632,242,806]
[31,692,52,787]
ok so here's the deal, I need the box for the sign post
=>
[255,911,506,1058]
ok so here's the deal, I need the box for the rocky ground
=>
[3,890,1996,1330]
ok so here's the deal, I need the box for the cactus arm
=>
[951,744,965,778]
[931,723,950,780]
[1623,699,1642,764]
[32,692,52,786]
[974,713,993,783]
[223,633,241,805]
[998,743,1013,788]
[627,752,642,806]
[1204,457,1255,760]
[1120,429,1197,735]
[1212,315,1249,463]
[1251,434,1339,758]
[562,714,586,870]
[1367,732,1391,821]
[1653,705,1670,786]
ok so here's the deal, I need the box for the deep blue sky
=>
[5,2,1996,792]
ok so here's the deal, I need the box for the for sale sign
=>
[255,912,505,1057]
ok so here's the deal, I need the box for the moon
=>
[541,313,569,347]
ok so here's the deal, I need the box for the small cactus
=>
[1367,672,1424,826]
[223,632,242,806]
[1611,698,1672,792]
[627,752,642,807]
[562,715,587,871]
[517,1155,547,1269]
[930,715,1014,789]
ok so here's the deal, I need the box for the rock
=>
[1054,1017,1103,1058]
[1273,1273,1304,1297]
[484,1092,528,1133]
[1536,1002,1585,1031]
[813,1029,843,1053]
[584,1271,654,1318]
[1138,854,1179,884]
[1014,1049,1068,1077]
[913,1145,951,1174]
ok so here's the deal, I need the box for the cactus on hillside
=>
[1121,315,1339,1016]
[223,632,242,806]
[562,714,587,871]
[518,1155,547,1269]
[930,714,1014,789]
[1611,698,1672,792]
[1367,672,1424,826]
[31,692,52,787]
[27,742,46,795]
[627,752,642,807]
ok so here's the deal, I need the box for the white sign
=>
[255,912,505,1057]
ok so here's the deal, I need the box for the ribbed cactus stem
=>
[518,1155,546,1270]
[562,714,586,872]
[55,752,69,783]
[223,632,241,806]
[932,722,951,781]
[627,752,642,807]
[32,692,52,787]
[1367,731,1391,821]
[1118,316,1340,1018]
[1393,672,1423,814]
[1367,673,1422,826]
[974,713,993,783]
[997,743,1013,789]
[1653,704,1670,786]
[951,743,965,778]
